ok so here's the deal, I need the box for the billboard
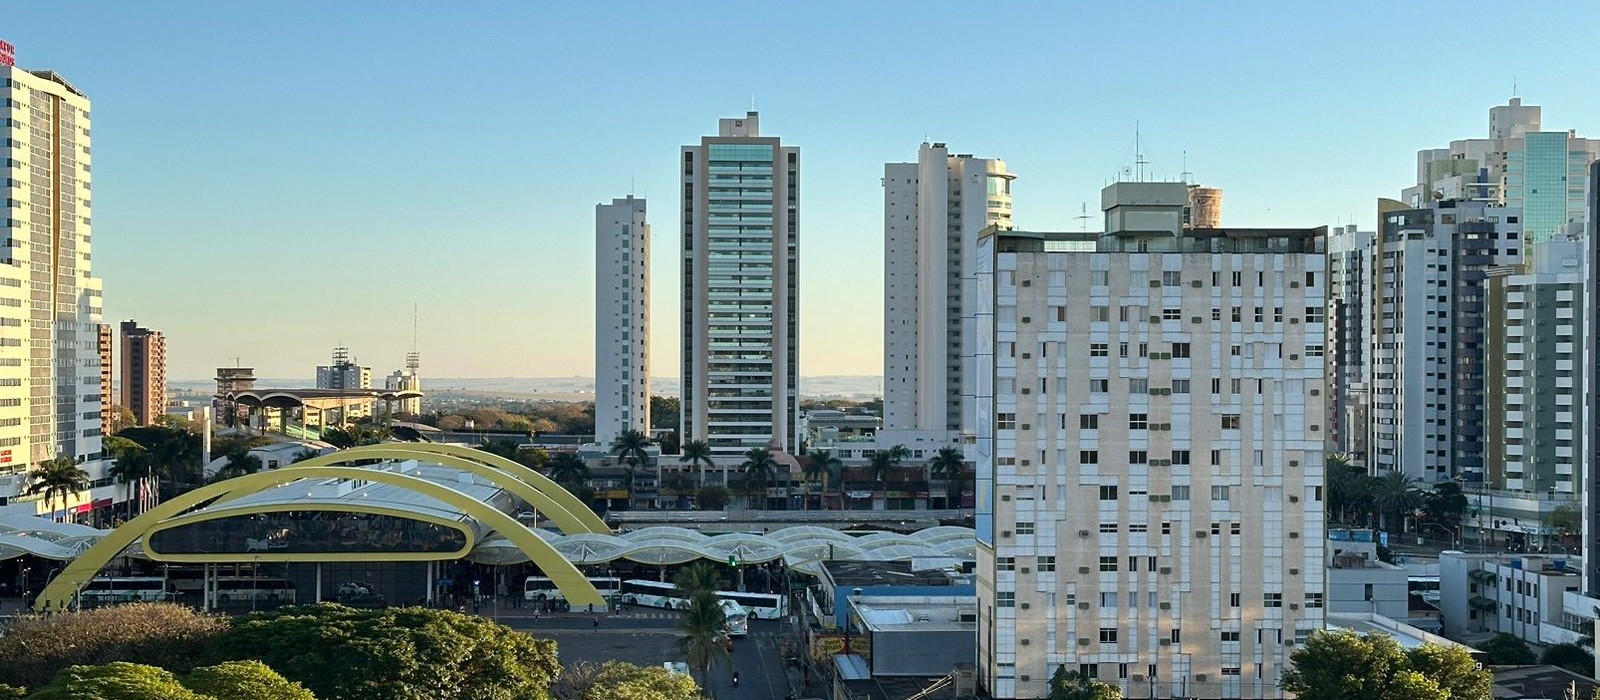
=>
[0,40,13,67]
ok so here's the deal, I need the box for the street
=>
[500,609,795,699]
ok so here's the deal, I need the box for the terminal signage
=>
[0,41,13,67]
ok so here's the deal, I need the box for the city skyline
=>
[7,2,1600,380]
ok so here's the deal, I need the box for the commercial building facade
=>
[882,143,1014,436]
[118,320,167,427]
[973,183,1326,699]
[1326,225,1373,466]
[680,112,799,458]
[594,196,650,446]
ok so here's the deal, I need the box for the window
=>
[1090,343,1108,357]
[1306,344,1324,357]
[1162,308,1181,321]
[1170,628,1182,644]
[1171,450,1190,466]
[1090,379,1108,393]
[1172,342,1190,358]
[1129,413,1148,430]
[1092,306,1109,321]
[1080,414,1099,429]
[997,592,1015,607]
[1230,593,1241,607]
[1211,486,1230,501]
[1099,522,1118,533]
[1099,628,1118,644]
[1221,415,1241,430]
[997,557,1015,571]
[998,413,1016,430]
[1129,450,1148,464]
[1038,556,1056,572]
[1128,556,1139,572]
[1100,556,1118,572]
[1091,270,1108,286]
[1100,592,1118,607]
[1221,631,1240,642]
[1264,593,1282,608]
[1171,485,1190,500]
[1162,271,1182,286]
[1129,379,1148,394]
[1099,485,1118,500]
[1015,522,1035,535]
[1231,306,1242,322]
[1172,379,1190,394]
[1081,450,1099,465]
[1222,667,1242,677]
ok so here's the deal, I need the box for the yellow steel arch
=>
[140,503,478,563]
[224,445,605,536]
[386,442,610,533]
[34,466,604,611]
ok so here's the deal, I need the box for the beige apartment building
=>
[973,182,1327,699]
[119,320,167,427]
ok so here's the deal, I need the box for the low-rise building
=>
[1439,551,1583,646]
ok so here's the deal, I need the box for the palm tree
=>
[868,451,894,497]
[738,447,777,510]
[928,447,968,509]
[679,439,715,492]
[677,590,731,689]
[674,562,721,598]
[546,452,590,489]
[803,449,841,511]
[26,456,90,522]
[610,430,652,504]
[290,448,323,464]
[209,448,263,483]
[1371,470,1424,533]
[886,444,911,467]
[104,436,149,515]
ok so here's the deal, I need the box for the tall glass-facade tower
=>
[681,112,799,462]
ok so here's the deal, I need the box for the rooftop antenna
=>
[1512,75,1518,98]
[1134,121,1149,182]
[1073,202,1092,232]
[750,93,756,111]
[1180,150,1193,184]
[407,303,420,372]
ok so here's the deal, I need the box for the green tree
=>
[885,444,910,468]
[1327,456,1375,525]
[676,591,729,689]
[1280,630,1489,700]
[867,451,894,495]
[181,660,316,700]
[319,424,389,450]
[1540,642,1594,675]
[802,449,840,511]
[928,447,968,508]
[1371,470,1424,533]
[695,485,730,510]
[208,448,263,483]
[28,662,209,700]
[26,456,91,522]
[0,684,23,699]
[117,425,204,490]
[649,395,681,432]
[678,440,715,491]
[290,448,322,464]
[205,604,559,700]
[105,436,152,515]
[0,603,230,689]
[737,447,777,509]
[1549,503,1583,542]
[1047,665,1122,700]
[547,452,590,488]
[656,430,680,455]
[610,430,653,496]
[549,661,700,700]
[674,562,721,599]
[1422,480,1469,530]
[1480,632,1537,665]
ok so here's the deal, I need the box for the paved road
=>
[503,611,793,699]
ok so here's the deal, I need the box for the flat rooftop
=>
[824,561,959,588]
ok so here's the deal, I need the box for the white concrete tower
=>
[883,143,1014,436]
[0,60,103,473]
[595,196,650,446]
[681,112,799,458]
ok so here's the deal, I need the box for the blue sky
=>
[8,1,1599,381]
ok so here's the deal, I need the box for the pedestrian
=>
[592,617,600,631]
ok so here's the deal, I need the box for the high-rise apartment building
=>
[384,352,421,415]
[974,182,1326,699]
[1368,199,1523,483]
[1582,160,1600,598]
[680,112,799,457]
[1403,98,1599,245]
[0,60,104,471]
[1484,238,1584,498]
[118,320,167,426]
[595,196,650,446]
[1326,226,1374,466]
[882,143,1014,435]
[96,323,112,436]
[316,347,371,391]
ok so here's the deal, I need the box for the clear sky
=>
[8,1,1600,381]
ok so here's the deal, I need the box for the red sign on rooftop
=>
[0,40,13,67]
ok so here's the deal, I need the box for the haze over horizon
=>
[8,1,1599,380]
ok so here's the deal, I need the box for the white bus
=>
[78,577,171,606]
[209,577,296,607]
[721,599,749,636]
[620,579,787,620]
[523,576,621,603]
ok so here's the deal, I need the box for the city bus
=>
[78,577,172,606]
[209,577,297,608]
[620,579,787,620]
[720,599,749,636]
[523,576,622,603]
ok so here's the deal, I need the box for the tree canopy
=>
[27,660,314,700]
[204,604,559,700]
[1281,630,1490,700]
[0,603,229,689]
[549,661,700,700]
[1480,632,1538,665]
[1047,666,1122,700]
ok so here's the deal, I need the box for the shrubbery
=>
[0,602,228,688]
